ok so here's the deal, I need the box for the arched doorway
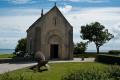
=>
[50,44,58,59]
[47,35,62,59]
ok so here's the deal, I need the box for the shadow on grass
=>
[29,65,48,73]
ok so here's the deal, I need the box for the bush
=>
[108,65,120,79]
[96,54,120,65]
[0,72,33,80]
[62,69,109,80]
[14,38,27,57]
[109,50,120,55]
[74,42,88,54]
[62,65,120,80]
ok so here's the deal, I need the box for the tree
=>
[14,38,27,57]
[74,42,88,54]
[81,22,114,54]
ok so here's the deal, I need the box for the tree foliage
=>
[14,38,27,57]
[74,42,88,54]
[81,22,114,54]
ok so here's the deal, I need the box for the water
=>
[0,49,108,54]
[86,50,108,52]
[0,49,15,54]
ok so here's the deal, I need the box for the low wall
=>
[0,57,35,63]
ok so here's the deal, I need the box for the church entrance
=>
[50,44,58,59]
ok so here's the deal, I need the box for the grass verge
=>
[0,62,113,80]
[0,54,14,58]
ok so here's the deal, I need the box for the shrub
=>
[14,38,27,57]
[62,68,109,80]
[96,54,120,65]
[62,65,120,80]
[0,72,33,80]
[74,42,88,54]
[109,50,120,55]
[108,65,120,79]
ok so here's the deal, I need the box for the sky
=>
[0,0,120,52]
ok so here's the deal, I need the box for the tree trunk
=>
[96,46,99,54]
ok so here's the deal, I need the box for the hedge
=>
[109,50,120,55]
[0,57,34,63]
[96,54,120,65]
[74,53,97,58]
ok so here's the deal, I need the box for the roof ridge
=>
[27,5,72,32]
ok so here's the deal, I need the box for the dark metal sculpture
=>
[31,51,49,71]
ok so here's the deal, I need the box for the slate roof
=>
[27,5,73,32]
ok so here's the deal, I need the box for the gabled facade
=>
[27,5,73,60]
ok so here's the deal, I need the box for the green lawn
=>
[0,62,109,80]
[0,54,14,58]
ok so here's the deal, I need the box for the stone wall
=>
[27,6,73,60]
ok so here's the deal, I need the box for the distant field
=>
[0,54,14,58]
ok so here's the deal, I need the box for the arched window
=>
[30,37,32,53]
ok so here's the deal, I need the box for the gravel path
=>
[0,58,95,74]
[0,62,37,74]
[49,58,95,63]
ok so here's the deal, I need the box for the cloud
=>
[0,8,42,16]
[0,37,19,49]
[48,0,58,1]
[66,0,80,2]
[0,15,40,49]
[59,5,73,13]
[49,0,109,3]
[81,0,109,3]
[63,7,120,51]
[0,6,120,51]
[7,0,32,4]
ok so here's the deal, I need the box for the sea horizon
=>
[0,49,110,54]
[0,49,15,54]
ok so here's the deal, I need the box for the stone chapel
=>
[26,4,73,60]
